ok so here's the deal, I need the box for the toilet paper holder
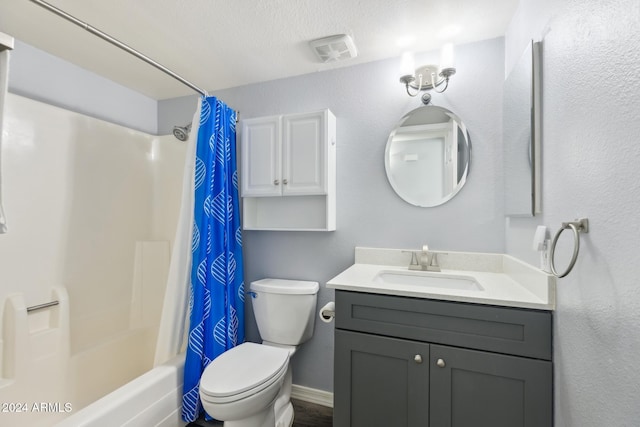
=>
[319,301,335,323]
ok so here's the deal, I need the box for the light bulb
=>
[439,43,455,71]
[400,51,416,77]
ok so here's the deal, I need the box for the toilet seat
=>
[200,342,289,404]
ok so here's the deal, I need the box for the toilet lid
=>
[200,342,289,399]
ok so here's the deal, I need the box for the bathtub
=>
[54,354,186,427]
[0,285,185,427]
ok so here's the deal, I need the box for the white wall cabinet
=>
[240,109,336,231]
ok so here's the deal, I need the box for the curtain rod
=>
[28,0,209,98]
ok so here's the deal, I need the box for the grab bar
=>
[26,300,59,313]
[550,217,589,278]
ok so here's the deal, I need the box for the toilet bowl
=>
[199,278,319,427]
[200,343,290,427]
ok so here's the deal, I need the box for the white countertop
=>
[326,247,556,310]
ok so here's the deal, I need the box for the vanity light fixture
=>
[399,43,456,101]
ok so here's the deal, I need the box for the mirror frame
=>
[384,105,471,207]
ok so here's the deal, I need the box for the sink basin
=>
[374,270,483,291]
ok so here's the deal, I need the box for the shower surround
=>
[0,93,186,426]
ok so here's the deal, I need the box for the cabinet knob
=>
[283,179,288,185]
[414,354,423,364]
[436,358,446,368]
[274,179,280,185]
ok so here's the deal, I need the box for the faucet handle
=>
[402,250,421,270]
[428,253,441,272]
[431,253,439,266]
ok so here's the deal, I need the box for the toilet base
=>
[216,399,292,427]
[275,401,293,427]
[220,407,274,427]
[273,368,293,427]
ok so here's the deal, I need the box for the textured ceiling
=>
[0,0,518,100]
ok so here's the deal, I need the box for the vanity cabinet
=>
[240,109,336,231]
[333,290,553,427]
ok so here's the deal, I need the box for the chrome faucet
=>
[404,245,441,272]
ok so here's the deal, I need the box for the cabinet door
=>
[241,115,281,196]
[282,111,327,195]
[429,345,552,427]
[334,329,430,427]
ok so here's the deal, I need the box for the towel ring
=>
[550,218,589,278]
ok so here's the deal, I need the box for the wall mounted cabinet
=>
[240,109,336,231]
[334,290,553,427]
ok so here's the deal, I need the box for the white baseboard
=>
[291,384,333,408]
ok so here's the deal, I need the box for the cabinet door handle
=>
[436,358,446,368]
[274,179,280,185]
[283,179,288,185]
[414,354,423,364]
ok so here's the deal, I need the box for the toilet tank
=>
[249,278,319,346]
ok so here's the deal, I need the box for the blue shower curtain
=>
[182,97,245,422]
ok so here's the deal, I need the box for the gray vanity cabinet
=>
[333,290,553,427]
[429,344,552,427]
[335,329,430,426]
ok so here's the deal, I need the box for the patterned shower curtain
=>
[182,96,245,422]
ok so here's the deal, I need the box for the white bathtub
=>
[54,354,186,427]
[0,286,185,426]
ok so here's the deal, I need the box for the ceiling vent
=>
[309,34,358,63]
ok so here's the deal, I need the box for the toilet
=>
[199,278,319,427]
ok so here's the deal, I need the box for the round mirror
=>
[384,105,471,207]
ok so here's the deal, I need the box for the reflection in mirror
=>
[503,40,541,216]
[384,106,471,207]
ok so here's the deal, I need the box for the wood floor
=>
[186,399,333,426]
[291,398,333,427]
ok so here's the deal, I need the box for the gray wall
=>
[504,0,640,425]
[8,40,157,134]
[160,37,506,392]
